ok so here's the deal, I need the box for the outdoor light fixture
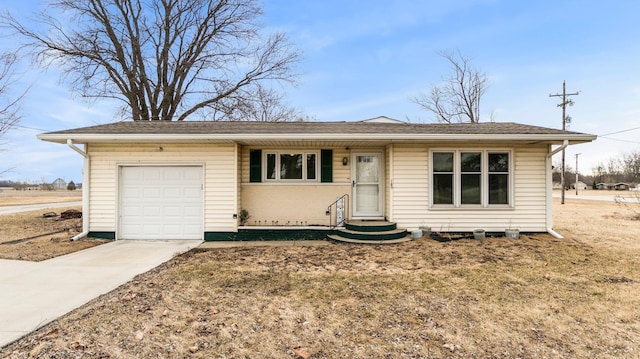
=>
[342,157,348,165]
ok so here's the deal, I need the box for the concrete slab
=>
[0,239,201,348]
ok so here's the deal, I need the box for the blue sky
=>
[1,0,640,184]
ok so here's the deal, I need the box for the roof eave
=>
[37,133,597,144]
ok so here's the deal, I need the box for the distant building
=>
[595,183,613,190]
[613,183,631,191]
[52,178,67,190]
[571,181,588,190]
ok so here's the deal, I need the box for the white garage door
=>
[119,166,203,240]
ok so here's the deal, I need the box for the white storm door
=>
[119,166,203,240]
[352,152,383,218]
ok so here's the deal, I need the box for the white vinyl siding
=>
[87,143,237,235]
[389,144,548,232]
[387,144,430,228]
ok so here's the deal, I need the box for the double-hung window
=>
[431,150,512,208]
[265,151,318,181]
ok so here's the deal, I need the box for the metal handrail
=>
[326,194,349,229]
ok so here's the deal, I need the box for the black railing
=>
[326,194,349,229]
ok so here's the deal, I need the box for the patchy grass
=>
[0,206,106,261]
[2,198,640,358]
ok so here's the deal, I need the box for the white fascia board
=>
[37,132,597,144]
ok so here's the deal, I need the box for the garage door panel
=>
[183,205,202,216]
[143,206,162,216]
[143,168,162,180]
[142,224,162,236]
[120,166,203,240]
[183,166,202,178]
[163,188,183,200]
[184,188,201,199]
[163,205,183,217]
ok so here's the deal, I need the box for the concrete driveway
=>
[0,239,201,348]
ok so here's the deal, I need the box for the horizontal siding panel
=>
[389,145,429,228]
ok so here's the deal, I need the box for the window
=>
[433,152,453,205]
[488,153,509,204]
[431,150,512,207]
[460,152,481,205]
[264,151,318,181]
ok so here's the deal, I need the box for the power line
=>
[599,136,640,144]
[13,124,50,132]
[599,125,640,137]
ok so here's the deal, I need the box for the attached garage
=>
[118,166,203,240]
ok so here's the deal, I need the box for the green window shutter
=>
[249,149,262,183]
[320,149,333,183]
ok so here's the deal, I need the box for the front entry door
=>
[352,152,383,218]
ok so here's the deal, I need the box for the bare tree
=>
[623,150,640,183]
[2,0,300,121]
[0,52,25,176]
[215,85,303,122]
[0,53,21,139]
[412,50,489,123]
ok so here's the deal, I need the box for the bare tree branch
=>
[1,0,300,121]
[0,52,24,142]
[412,50,489,123]
[212,84,303,122]
[0,52,25,176]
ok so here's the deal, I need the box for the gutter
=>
[39,133,597,144]
[545,140,569,239]
[67,139,90,241]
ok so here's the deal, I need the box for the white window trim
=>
[263,150,320,182]
[429,149,514,209]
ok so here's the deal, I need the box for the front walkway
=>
[0,240,200,348]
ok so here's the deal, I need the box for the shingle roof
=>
[37,119,596,144]
[41,120,587,136]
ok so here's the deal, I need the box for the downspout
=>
[67,139,90,241]
[546,140,569,238]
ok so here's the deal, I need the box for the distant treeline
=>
[0,180,81,190]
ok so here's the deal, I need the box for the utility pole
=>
[550,81,580,204]
[575,153,581,195]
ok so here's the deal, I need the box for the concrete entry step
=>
[345,220,397,232]
[337,227,408,240]
[327,234,414,245]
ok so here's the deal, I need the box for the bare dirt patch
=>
[2,198,640,358]
[0,206,107,261]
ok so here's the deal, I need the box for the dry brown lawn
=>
[0,206,107,261]
[2,198,640,358]
[0,188,81,206]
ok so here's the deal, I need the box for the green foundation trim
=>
[205,229,336,242]
[87,231,116,240]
